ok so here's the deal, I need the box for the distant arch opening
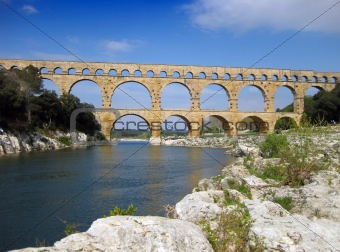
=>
[199,72,206,79]
[186,72,193,78]
[54,67,62,74]
[272,75,278,81]
[224,73,230,80]
[111,81,151,109]
[275,117,297,131]
[96,69,104,75]
[237,116,266,135]
[68,68,76,74]
[312,76,317,83]
[162,115,189,137]
[147,70,154,77]
[236,74,243,80]
[200,84,229,110]
[70,80,102,108]
[0,65,4,71]
[275,86,295,112]
[202,115,230,137]
[261,74,267,81]
[211,73,218,79]
[40,67,48,74]
[331,77,337,83]
[122,70,130,76]
[292,75,298,82]
[161,82,191,109]
[82,68,90,75]
[238,85,265,112]
[134,70,142,77]
[301,76,308,82]
[248,74,255,81]
[111,114,150,140]
[159,71,167,77]
[109,69,117,76]
[173,71,180,78]
[282,75,288,81]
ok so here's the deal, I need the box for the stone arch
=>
[261,74,267,81]
[274,85,296,112]
[186,72,193,78]
[248,74,255,81]
[40,67,48,74]
[272,75,278,81]
[109,69,117,76]
[199,72,206,79]
[54,67,62,74]
[68,68,76,74]
[146,70,154,77]
[162,114,190,136]
[321,76,327,83]
[122,69,130,76]
[331,77,337,83]
[159,71,167,77]
[111,114,150,140]
[200,83,229,110]
[161,82,192,109]
[301,76,308,82]
[304,86,324,96]
[11,65,18,70]
[224,73,230,80]
[202,115,233,136]
[312,76,318,83]
[111,81,152,109]
[238,84,267,112]
[236,74,243,80]
[0,65,4,70]
[82,68,90,75]
[134,70,142,77]
[173,71,180,78]
[211,73,218,79]
[282,75,288,81]
[42,78,61,96]
[95,69,104,75]
[70,79,102,108]
[237,115,268,135]
[275,116,298,131]
[292,75,298,82]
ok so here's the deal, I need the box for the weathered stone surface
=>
[246,200,340,252]
[11,216,213,252]
[176,191,224,223]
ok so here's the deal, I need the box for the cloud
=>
[22,5,38,14]
[183,0,340,33]
[101,39,142,53]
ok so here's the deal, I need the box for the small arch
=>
[312,76,317,83]
[272,75,278,81]
[236,74,243,80]
[211,73,218,79]
[173,71,180,78]
[301,76,308,82]
[199,72,206,79]
[261,74,267,81]
[292,75,298,82]
[134,70,142,77]
[82,68,90,75]
[275,86,295,112]
[95,69,104,75]
[10,65,18,70]
[282,75,288,81]
[186,72,193,78]
[40,67,48,74]
[68,68,76,74]
[122,69,130,76]
[321,76,327,83]
[224,73,230,80]
[54,67,62,74]
[331,77,337,83]
[109,69,117,76]
[159,71,167,77]
[146,70,154,77]
[248,74,255,81]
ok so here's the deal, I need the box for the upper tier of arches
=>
[0,59,339,84]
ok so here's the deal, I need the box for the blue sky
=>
[1,0,340,124]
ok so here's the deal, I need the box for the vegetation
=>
[104,204,137,217]
[273,196,293,211]
[0,66,101,137]
[277,85,340,124]
[259,133,289,158]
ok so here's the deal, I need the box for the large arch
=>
[162,115,190,137]
[275,116,298,131]
[201,115,232,136]
[200,84,229,110]
[111,81,152,109]
[237,115,268,135]
[42,78,60,96]
[70,80,102,108]
[111,114,150,140]
[274,86,296,112]
[161,82,191,109]
[238,85,266,112]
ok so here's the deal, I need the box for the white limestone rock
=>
[11,216,213,252]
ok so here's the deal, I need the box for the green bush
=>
[273,196,293,211]
[259,133,288,158]
[57,136,72,146]
[104,204,137,217]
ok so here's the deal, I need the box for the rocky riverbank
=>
[11,126,340,251]
[0,130,87,156]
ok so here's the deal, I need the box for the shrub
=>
[273,196,293,211]
[104,204,137,217]
[259,133,288,158]
[57,136,72,146]
[227,179,252,199]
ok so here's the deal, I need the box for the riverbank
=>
[11,126,340,251]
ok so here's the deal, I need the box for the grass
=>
[227,179,252,199]
[273,196,293,211]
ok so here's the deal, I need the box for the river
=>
[0,141,233,251]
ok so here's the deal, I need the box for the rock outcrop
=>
[11,216,213,252]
